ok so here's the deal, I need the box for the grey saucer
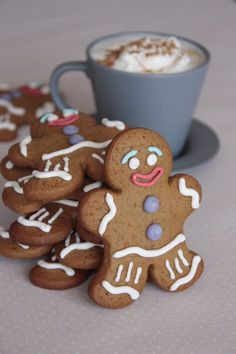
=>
[173,119,219,171]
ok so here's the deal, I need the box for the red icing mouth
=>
[131,166,163,187]
[20,86,43,96]
[48,114,80,126]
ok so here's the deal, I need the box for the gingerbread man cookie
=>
[78,128,204,308]
[7,111,126,203]
[0,82,55,141]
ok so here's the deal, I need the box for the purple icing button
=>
[144,196,160,213]
[69,134,85,145]
[146,224,163,241]
[63,125,79,136]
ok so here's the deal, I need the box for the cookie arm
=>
[169,174,202,217]
[78,189,117,243]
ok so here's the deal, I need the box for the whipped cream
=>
[92,36,205,74]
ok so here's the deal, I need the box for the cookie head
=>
[105,128,173,190]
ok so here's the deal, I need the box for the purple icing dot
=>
[144,196,160,213]
[69,134,85,145]
[0,94,11,101]
[146,224,163,241]
[63,125,79,136]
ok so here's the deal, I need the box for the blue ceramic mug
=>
[50,31,210,157]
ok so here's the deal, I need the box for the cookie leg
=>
[149,243,204,292]
[89,256,148,308]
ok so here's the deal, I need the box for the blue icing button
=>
[143,196,160,213]
[11,90,22,98]
[146,224,163,241]
[0,94,11,101]
[63,125,79,136]
[69,134,85,145]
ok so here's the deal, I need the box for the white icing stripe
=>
[174,257,183,274]
[0,113,16,131]
[18,243,30,250]
[125,261,134,282]
[47,208,63,224]
[17,216,51,232]
[38,211,49,222]
[63,157,69,172]
[5,181,23,194]
[35,102,55,118]
[165,259,175,280]
[42,139,112,160]
[30,208,46,220]
[60,242,104,259]
[92,153,104,164]
[102,280,140,300]
[113,234,186,259]
[83,181,102,193]
[115,264,124,282]
[134,267,142,284]
[54,199,79,207]
[101,118,125,131]
[38,260,75,276]
[170,256,202,291]
[0,230,10,239]
[6,160,14,169]
[64,231,73,247]
[179,177,200,209]
[20,135,32,157]
[0,98,26,116]
[178,249,189,266]
[44,160,52,172]
[18,175,32,184]
[98,193,117,236]
[32,170,72,181]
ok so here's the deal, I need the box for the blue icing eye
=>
[63,108,79,116]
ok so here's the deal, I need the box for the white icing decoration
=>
[134,267,142,284]
[165,259,175,280]
[40,86,50,94]
[147,153,157,166]
[0,112,16,131]
[60,241,103,259]
[20,135,32,157]
[51,254,57,262]
[101,151,106,155]
[125,261,134,282]
[47,113,58,122]
[18,243,30,250]
[38,260,75,276]
[115,264,124,282]
[42,140,112,160]
[101,118,125,131]
[32,158,72,181]
[174,257,183,274]
[170,255,202,291]
[44,160,52,172]
[5,181,23,194]
[64,231,73,247]
[35,101,55,118]
[102,280,140,300]
[83,181,102,193]
[0,230,10,238]
[17,207,63,233]
[0,99,26,116]
[129,157,140,170]
[6,160,14,169]
[92,153,104,164]
[177,249,189,266]
[179,177,200,209]
[54,199,79,207]
[113,234,186,258]
[98,193,117,236]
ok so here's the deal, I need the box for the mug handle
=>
[50,61,89,110]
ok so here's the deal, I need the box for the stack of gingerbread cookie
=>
[0,106,204,308]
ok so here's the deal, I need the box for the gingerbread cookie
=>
[0,228,51,259]
[55,230,103,270]
[9,200,78,246]
[0,82,55,141]
[30,250,90,290]
[78,128,204,308]
[7,111,126,203]
[1,156,33,181]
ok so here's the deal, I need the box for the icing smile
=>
[48,114,80,127]
[131,166,163,187]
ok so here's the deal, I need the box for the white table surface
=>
[0,1,235,353]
